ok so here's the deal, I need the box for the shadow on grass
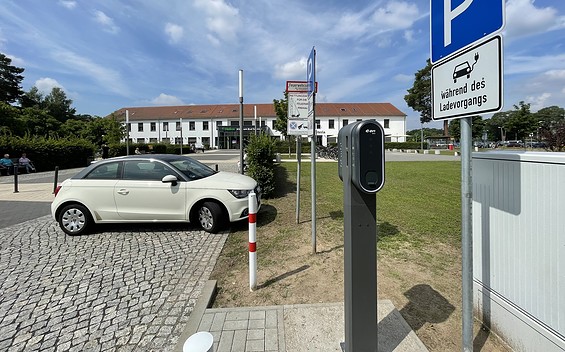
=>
[229,204,278,233]
[258,264,310,289]
[400,284,455,332]
[377,221,400,241]
[271,164,295,199]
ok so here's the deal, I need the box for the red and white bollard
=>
[248,192,257,291]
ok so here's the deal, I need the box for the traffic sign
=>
[430,0,504,63]
[307,47,316,137]
[286,80,318,93]
[287,92,309,136]
[432,35,502,120]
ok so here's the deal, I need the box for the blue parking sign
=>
[431,0,504,63]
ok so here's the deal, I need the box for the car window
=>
[84,162,120,180]
[122,160,177,181]
[170,158,215,180]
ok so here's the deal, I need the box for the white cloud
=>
[332,1,421,40]
[526,92,551,111]
[150,93,184,106]
[93,10,119,34]
[371,1,420,30]
[274,58,307,79]
[505,0,565,38]
[165,23,183,44]
[394,73,413,82]
[193,0,240,42]
[53,50,129,96]
[35,77,64,94]
[58,1,76,10]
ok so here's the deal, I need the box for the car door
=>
[114,160,187,221]
[80,161,121,220]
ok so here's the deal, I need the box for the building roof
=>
[110,102,405,121]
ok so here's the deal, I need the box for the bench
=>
[0,158,35,176]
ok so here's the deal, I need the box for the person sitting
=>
[0,153,14,175]
[18,153,35,173]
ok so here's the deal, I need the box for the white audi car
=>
[51,154,260,235]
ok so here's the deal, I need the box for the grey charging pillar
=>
[338,120,385,352]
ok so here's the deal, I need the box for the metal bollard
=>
[248,192,257,291]
[53,166,59,194]
[13,165,19,193]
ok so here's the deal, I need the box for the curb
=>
[174,280,217,352]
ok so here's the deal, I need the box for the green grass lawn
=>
[279,161,462,247]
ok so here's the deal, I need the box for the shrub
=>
[246,134,277,198]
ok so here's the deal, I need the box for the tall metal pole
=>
[310,48,317,254]
[239,69,244,174]
[180,117,183,155]
[420,122,424,151]
[461,116,473,352]
[254,105,257,135]
[126,110,129,155]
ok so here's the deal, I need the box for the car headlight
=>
[228,189,253,199]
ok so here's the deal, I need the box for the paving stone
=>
[0,215,228,351]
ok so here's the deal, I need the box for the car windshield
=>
[169,157,216,180]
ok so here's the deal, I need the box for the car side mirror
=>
[161,174,178,186]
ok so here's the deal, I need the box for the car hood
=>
[194,171,257,189]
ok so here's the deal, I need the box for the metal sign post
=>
[307,47,317,254]
[430,1,505,350]
[338,120,385,351]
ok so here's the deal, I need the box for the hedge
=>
[0,135,96,171]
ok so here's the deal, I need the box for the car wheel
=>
[197,202,224,233]
[58,204,92,236]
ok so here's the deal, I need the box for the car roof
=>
[72,154,198,179]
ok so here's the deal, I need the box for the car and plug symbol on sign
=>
[453,52,479,83]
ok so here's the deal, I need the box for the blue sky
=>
[1,0,564,131]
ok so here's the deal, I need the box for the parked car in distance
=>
[505,140,524,148]
[51,154,260,235]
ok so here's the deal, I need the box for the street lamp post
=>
[498,126,505,142]
[180,117,183,155]
[239,69,244,174]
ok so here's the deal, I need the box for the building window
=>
[150,122,156,131]
[189,121,195,130]
[329,119,334,129]
[163,122,169,131]
[230,120,239,126]
[137,123,143,132]
[217,121,222,127]
[384,119,390,128]
[244,120,252,126]
[149,138,157,142]
[203,121,209,131]
[356,119,362,122]
[343,119,349,127]
[127,123,131,132]
[202,137,210,146]
[176,121,181,131]
[315,119,321,129]
[272,120,276,129]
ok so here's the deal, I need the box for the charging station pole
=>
[339,120,384,351]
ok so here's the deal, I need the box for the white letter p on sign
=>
[444,0,473,46]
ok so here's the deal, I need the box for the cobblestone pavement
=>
[0,217,229,352]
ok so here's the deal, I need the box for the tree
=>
[406,127,443,142]
[503,101,535,140]
[272,92,288,138]
[44,87,76,122]
[404,59,449,135]
[405,59,433,125]
[448,116,485,141]
[0,53,25,104]
[21,86,44,109]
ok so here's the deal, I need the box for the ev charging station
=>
[338,120,385,351]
